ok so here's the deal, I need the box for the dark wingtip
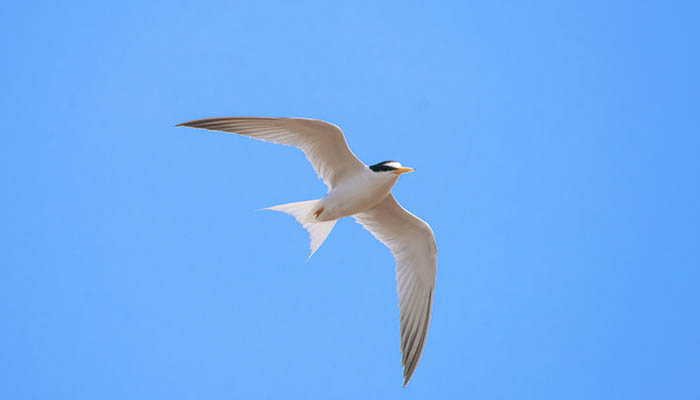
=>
[175,118,205,127]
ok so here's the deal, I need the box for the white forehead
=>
[384,161,402,169]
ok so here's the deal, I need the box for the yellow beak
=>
[393,167,415,175]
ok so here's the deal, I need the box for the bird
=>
[176,117,437,386]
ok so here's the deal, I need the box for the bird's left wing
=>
[353,194,437,386]
[176,117,366,189]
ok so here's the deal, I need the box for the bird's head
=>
[369,161,415,176]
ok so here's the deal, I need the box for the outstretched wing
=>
[177,117,366,188]
[354,194,437,386]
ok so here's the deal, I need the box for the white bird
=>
[177,117,437,386]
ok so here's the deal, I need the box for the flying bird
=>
[176,117,437,386]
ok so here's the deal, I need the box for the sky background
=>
[1,1,699,399]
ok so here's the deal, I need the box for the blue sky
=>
[2,1,699,398]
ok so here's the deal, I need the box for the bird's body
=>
[177,117,437,386]
[316,167,398,221]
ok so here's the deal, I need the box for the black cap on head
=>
[369,160,401,172]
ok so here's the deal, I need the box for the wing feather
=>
[354,194,437,386]
[176,117,365,188]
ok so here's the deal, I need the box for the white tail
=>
[264,200,337,259]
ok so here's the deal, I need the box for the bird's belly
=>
[319,180,394,221]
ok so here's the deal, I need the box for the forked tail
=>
[264,199,337,259]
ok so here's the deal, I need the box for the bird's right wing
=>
[176,117,366,189]
[353,194,437,386]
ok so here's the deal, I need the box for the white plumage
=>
[177,117,437,386]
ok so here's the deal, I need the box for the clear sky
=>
[2,1,699,399]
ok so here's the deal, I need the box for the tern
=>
[176,117,437,386]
